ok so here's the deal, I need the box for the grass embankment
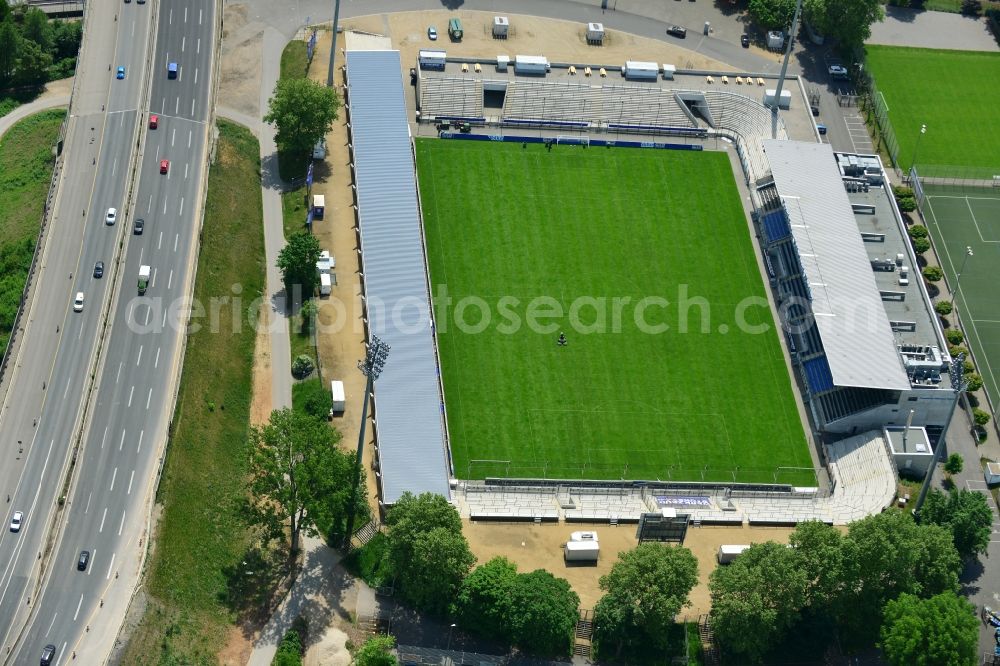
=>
[277,40,310,182]
[122,120,269,663]
[0,108,64,355]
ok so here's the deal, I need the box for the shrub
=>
[944,453,963,476]
[922,266,943,282]
[896,194,917,213]
[963,358,975,374]
[973,408,991,426]
[949,345,968,359]
[946,328,964,345]
[965,373,983,392]
[911,236,931,253]
[291,354,314,378]
[273,629,303,666]
[908,224,929,239]
[292,378,332,419]
[934,300,953,315]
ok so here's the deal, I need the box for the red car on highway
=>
[149,114,158,129]
[160,159,169,174]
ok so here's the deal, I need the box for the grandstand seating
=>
[418,76,484,120]
[700,90,788,182]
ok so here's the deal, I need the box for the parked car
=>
[817,123,828,135]
[116,66,126,80]
[667,25,687,38]
[149,114,158,129]
[828,64,849,79]
[741,33,750,48]
[427,26,438,40]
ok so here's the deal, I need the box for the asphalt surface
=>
[0,0,216,662]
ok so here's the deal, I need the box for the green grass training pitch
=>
[415,139,813,484]
[865,46,1000,170]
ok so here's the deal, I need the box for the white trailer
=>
[586,22,604,44]
[717,544,751,564]
[514,55,549,75]
[570,530,598,542]
[492,16,509,38]
[330,380,345,413]
[662,64,676,80]
[418,50,447,71]
[763,89,792,109]
[496,55,510,72]
[623,60,659,81]
[564,540,600,563]
[312,194,325,219]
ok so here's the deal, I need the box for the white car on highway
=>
[9,511,23,532]
[105,207,117,225]
[73,292,85,312]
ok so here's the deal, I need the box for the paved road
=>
[868,6,999,51]
[1,0,218,662]
[0,0,154,659]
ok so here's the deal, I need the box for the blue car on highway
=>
[116,66,126,80]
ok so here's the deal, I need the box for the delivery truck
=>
[138,265,151,295]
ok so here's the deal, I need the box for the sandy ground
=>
[463,520,793,615]
[220,3,264,119]
[249,317,273,426]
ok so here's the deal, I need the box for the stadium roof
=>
[763,140,910,391]
[345,50,452,503]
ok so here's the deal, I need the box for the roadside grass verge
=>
[281,188,309,239]
[280,40,308,81]
[0,108,64,355]
[121,120,274,664]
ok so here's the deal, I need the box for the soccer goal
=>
[556,135,590,146]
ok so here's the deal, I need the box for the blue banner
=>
[306,162,314,186]
[438,132,703,151]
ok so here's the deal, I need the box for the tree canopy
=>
[594,543,698,656]
[802,0,884,48]
[919,487,994,560]
[354,634,398,666]
[246,408,359,555]
[880,592,978,666]
[386,493,475,615]
[276,232,321,300]
[263,77,340,157]
[453,557,518,641]
[505,569,580,656]
[747,0,797,30]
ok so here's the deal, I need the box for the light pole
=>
[909,123,927,175]
[325,0,343,87]
[954,245,974,303]
[913,352,967,518]
[342,335,390,550]
[447,623,457,651]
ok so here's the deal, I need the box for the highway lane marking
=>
[194,68,198,85]
[160,96,165,114]
[163,197,168,215]
[139,247,145,266]
[0,437,56,639]
[191,98,195,117]
[45,611,58,636]
[99,506,107,533]
[120,113,125,128]
[161,308,167,328]
[127,301,134,322]
[155,143,160,162]
[197,37,201,54]
[110,467,118,492]
[106,552,116,580]
[73,595,83,620]
[199,8,203,24]
[168,269,174,290]
[188,129,192,148]
[179,197,185,217]
[158,231,163,250]
[147,193,153,213]
[87,548,95,576]
[182,36,186,52]
[174,233,179,252]
[155,347,160,368]
[78,321,84,340]
[175,96,180,115]
[145,304,152,325]
[171,127,176,147]
[63,376,71,400]
[118,509,126,535]
[136,345,143,366]
[102,427,108,449]
[169,8,172,24]
[184,163,189,180]
[184,7,188,22]
[137,429,144,454]
[112,156,118,179]
[127,470,135,496]
[146,387,152,409]
[128,385,134,407]
[119,429,126,451]
[85,492,92,513]
[151,267,157,289]
[116,361,123,383]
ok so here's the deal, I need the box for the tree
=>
[934,300,953,316]
[880,592,978,666]
[922,266,943,282]
[21,8,52,52]
[273,629,303,666]
[246,408,355,556]
[291,354,314,378]
[800,0,884,47]
[919,488,993,560]
[51,19,82,60]
[747,0,797,30]
[14,39,52,86]
[964,373,983,392]
[264,77,340,157]
[709,542,808,662]
[943,453,963,476]
[789,520,845,607]
[386,493,475,615]
[594,543,698,656]
[945,328,964,345]
[453,557,518,642]
[506,570,580,656]
[277,231,321,300]
[0,20,20,85]
[973,407,991,426]
[293,378,332,420]
[354,635,397,666]
[912,237,931,253]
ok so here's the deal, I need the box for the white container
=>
[763,89,792,109]
[662,64,676,80]
[766,30,784,50]
[492,16,509,37]
[418,50,447,70]
[586,22,604,44]
[564,540,600,563]
[717,544,751,564]
[319,272,332,295]
[496,55,509,72]
[330,380,345,412]
[623,60,658,81]
[514,55,549,75]
[312,194,325,219]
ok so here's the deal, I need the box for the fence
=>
[857,70,900,168]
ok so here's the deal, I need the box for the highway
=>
[0,0,217,662]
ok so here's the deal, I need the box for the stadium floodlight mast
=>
[768,0,802,127]
[326,0,343,87]
[909,124,927,175]
[955,245,974,302]
[913,351,968,518]
[342,335,390,550]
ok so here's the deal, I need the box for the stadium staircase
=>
[573,609,594,658]
[698,614,720,665]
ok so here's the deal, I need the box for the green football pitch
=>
[865,45,1000,171]
[415,139,813,484]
